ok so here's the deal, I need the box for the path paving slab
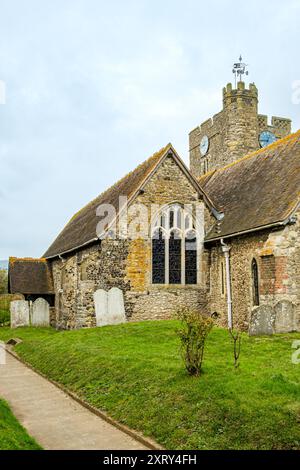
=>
[0,347,147,450]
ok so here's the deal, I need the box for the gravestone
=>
[249,305,275,336]
[107,287,126,325]
[10,300,30,328]
[11,293,25,301]
[94,289,108,327]
[32,298,50,327]
[274,300,295,333]
[93,288,126,327]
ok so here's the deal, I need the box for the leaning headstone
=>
[94,289,108,327]
[274,300,296,333]
[249,305,275,336]
[32,298,50,327]
[10,300,30,328]
[107,287,126,325]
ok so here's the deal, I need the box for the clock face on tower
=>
[259,131,277,148]
[200,135,209,156]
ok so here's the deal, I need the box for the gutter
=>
[220,238,232,330]
[205,211,299,244]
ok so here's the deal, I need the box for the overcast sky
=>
[0,0,299,259]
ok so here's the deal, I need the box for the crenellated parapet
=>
[189,81,292,178]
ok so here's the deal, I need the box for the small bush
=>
[176,308,213,376]
[0,295,12,311]
[0,309,10,327]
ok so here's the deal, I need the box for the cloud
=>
[0,0,299,258]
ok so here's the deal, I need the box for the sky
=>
[0,0,299,259]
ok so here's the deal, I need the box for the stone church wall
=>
[51,156,209,329]
[207,209,300,331]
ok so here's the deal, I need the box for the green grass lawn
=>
[0,399,41,450]
[0,321,299,450]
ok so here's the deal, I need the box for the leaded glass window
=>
[185,232,197,285]
[152,229,165,284]
[151,204,198,285]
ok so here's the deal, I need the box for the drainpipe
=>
[220,238,232,330]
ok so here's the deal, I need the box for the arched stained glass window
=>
[151,205,198,285]
[152,228,165,284]
[185,231,197,285]
[169,230,181,284]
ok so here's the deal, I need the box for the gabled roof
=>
[200,129,300,241]
[8,258,54,295]
[44,144,217,259]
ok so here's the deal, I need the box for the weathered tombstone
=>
[32,298,50,327]
[11,293,25,301]
[10,300,30,328]
[93,288,126,327]
[107,287,126,325]
[274,300,296,333]
[249,305,275,336]
[94,289,108,327]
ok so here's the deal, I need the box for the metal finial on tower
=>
[232,55,249,87]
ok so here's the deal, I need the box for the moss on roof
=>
[8,257,54,294]
[199,129,300,241]
[43,144,173,258]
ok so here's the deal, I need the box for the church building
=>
[9,68,300,334]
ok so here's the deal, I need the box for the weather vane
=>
[232,55,249,87]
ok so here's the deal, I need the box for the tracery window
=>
[152,204,198,285]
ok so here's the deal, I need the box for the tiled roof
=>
[43,144,216,258]
[199,130,300,241]
[8,257,54,294]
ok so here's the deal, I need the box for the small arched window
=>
[152,205,198,285]
[80,258,89,281]
[251,258,260,306]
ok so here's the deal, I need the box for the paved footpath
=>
[0,347,147,450]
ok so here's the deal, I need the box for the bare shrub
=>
[229,328,242,369]
[176,308,213,376]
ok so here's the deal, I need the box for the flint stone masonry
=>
[51,155,208,329]
[32,298,50,327]
[10,300,30,328]
[207,209,300,332]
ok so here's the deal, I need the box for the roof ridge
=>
[9,257,47,263]
[64,143,172,227]
[43,143,173,258]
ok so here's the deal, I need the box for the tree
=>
[0,269,8,294]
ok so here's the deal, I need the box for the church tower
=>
[189,59,292,178]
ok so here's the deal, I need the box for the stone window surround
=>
[150,203,200,286]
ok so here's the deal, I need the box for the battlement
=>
[223,82,258,108]
[189,111,223,137]
[189,80,292,178]
[258,114,292,137]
